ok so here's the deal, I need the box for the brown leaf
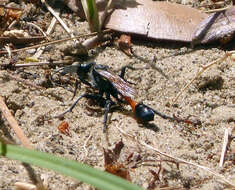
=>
[103,140,131,181]
[192,6,235,45]
[105,163,131,181]
[65,1,235,45]
[63,0,208,43]
[105,0,208,42]
[104,140,124,165]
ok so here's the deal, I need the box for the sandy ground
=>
[0,1,235,190]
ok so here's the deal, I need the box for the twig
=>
[172,51,235,104]
[15,182,37,190]
[33,17,57,59]
[1,60,73,68]
[115,125,235,187]
[219,127,229,167]
[0,4,21,10]
[219,126,233,167]
[0,96,31,149]
[205,5,233,13]
[41,0,76,41]
[159,186,185,190]
[0,29,111,55]
[81,131,93,161]
[99,0,114,31]
[7,73,45,90]
[81,33,112,51]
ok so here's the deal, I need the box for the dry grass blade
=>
[33,17,57,59]
[205,4,233,13]
[219,126,234,168]
[41,0,76,40]
[81,131,93,161]
[172,50,235,104]
[0,60,73,68]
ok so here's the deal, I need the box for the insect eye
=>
[135,103,154,122]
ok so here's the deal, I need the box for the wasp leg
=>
[103,99,113,133]
[72,75,94,100]
[71,79,79,100]
[78,76,92,87]
[119,66,136,85]
[55,93,103,118]
[120,65,135,78]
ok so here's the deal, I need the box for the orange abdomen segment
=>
[124,96,138,112]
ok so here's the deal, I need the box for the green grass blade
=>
[81,0,100,32]
[0,142,144,190]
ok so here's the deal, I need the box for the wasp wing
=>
[97,69,136,98]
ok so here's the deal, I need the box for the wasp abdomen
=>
[135,103,154,122]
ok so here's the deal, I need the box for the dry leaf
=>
[103,141,131,181]
[57,121,71,136]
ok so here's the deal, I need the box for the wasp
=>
[54,62,197,132]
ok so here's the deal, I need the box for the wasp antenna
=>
[152,108,175,121]
[139,103,175,121]
[151,106,200,125]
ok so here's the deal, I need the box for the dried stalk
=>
[33,17,57,59]
[172,51,235,104]
[219,126,233,167]
[115,125,235,187]
[41,0,76,40]
[0,96,32,149]
[0,30,111,55]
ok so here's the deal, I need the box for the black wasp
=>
[54,62,196,132]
